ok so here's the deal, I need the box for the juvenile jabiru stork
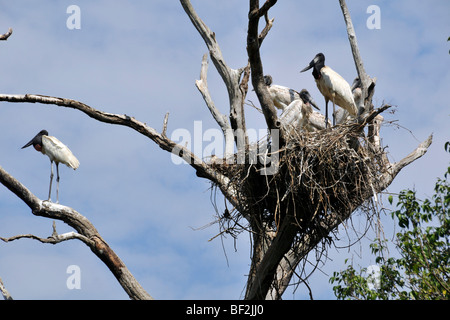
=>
[300,53,357,128]
[299,89,331,131]
[279,89,323,134]
[299,89,320,112]
[264,75,320,111]
[22,130,79,203]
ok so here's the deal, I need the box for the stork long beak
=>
[21,139,34,149]
[21,130,48,149]
[299,89,321,111]
[301,54,322,73]
[309,99,320,111]
[300,63,313,73]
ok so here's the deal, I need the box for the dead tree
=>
[0,1,432,300]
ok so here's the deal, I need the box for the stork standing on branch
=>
[21,130,79,203]
[301,53,357,128]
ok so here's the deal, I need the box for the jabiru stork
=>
[299,89,331,131]
[300,53,357,128]
[264,75,320,111]
[299,89,320,112]
[334,77,363,125]
[279,89,323,134]
[22,130,79,203]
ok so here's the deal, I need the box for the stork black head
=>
[22,129,48,151]
[299,89,320,111]
[300,53,325,80]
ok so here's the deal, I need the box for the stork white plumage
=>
[264,75,320,111]
[299,89,330,131]
[279,89,324,134]
[300,53,357,128]
[334,77,363,125]
[22,130,79,203]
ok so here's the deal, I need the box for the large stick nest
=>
[210,121,387,237]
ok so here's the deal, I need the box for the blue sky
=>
[0,0,449,300]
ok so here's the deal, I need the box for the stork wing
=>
[320,67,358,116]
[268,85,301,110]
[42,136,80,169]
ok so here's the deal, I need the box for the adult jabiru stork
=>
[22,130,79,203]
[300,53,357,128]
[264,75,320,111]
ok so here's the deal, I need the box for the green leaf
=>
[388,195,393,205]
[331,142,450,300]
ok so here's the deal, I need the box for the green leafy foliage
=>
[330,143,450,300]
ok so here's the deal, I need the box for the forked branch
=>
[181,0,248,150]
[195,53,235,160]
[1,221,92,246]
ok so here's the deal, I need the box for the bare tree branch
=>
[0,93,243,220]
[180,0,248,151]
[1,221,93,246]
[180,0,246,95]
[0,163,153,300]
[339,1,367,83]
[247,0,280,134]
[378,134,433,191]
[196,53,235,161]
[161,112,170,138]
[339,0,371,103]
[249,0,278,18]
[0,28,13,41]
[339,0,378,136]
[0,277,13,300]
[259,13,275,46]
[1,231,90,245]
[0,95,222,178]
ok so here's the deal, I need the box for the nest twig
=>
[210,117,388,243]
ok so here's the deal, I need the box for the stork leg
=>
[332,100,336,126]
[325,99,329,129]
[330,93,336,127]
[56,162,60,204]
[48,161,54,202]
